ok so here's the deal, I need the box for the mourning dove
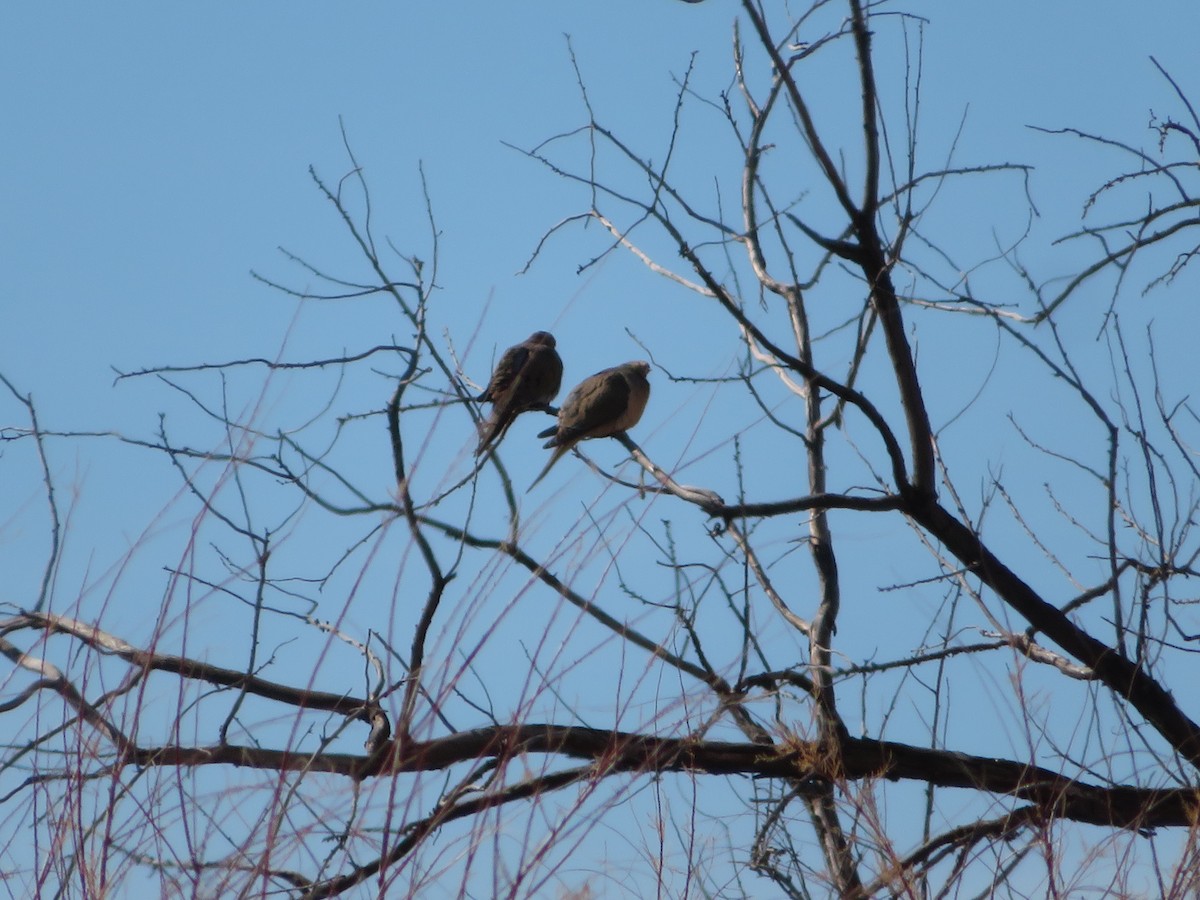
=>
[476,331,564,456]
[529,360,651,489]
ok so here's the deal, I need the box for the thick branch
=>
[105,725,1200,831]
[911,498,1200,768]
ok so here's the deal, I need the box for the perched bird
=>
[529,360,651,489]
[475,331,563,456]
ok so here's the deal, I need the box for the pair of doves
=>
[474,331,650,487]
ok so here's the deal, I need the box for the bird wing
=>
[518,344,564,409]
[552,369,631,445]
[480,343,531,403]
[475,344,533,455]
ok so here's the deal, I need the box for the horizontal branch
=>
[1,612,375,722]
[616,434,903,519]
[111,724,1200,831]
[112,345,415,382]
[712,492,903,519]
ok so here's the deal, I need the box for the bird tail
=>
[475,413,513,456]
[526,446,568,492]
[475,423,497,457]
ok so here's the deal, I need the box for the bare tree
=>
[3,2,1200,897]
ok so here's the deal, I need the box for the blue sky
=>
[2,1,1199,895]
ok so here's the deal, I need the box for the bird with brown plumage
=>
[475,331,563,456]
[529,360,650,489]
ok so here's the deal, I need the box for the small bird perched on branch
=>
[476,331,563,456]
[529,360,651,489]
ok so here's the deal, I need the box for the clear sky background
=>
[2,1,1199,896]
